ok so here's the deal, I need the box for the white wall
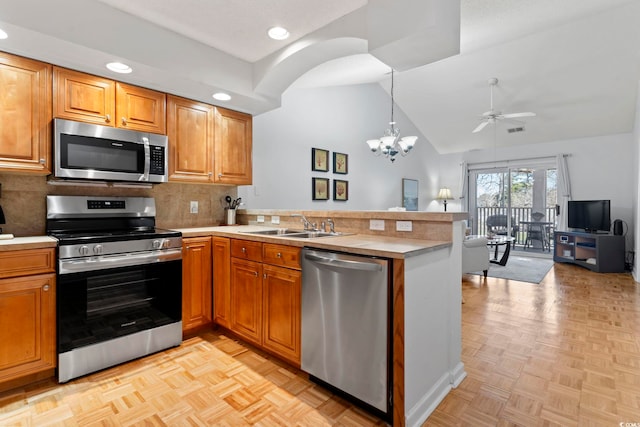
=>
[437,133,636,254]
[238,83,444,211]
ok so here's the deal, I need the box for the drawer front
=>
[231,239,263,262]
[263,244,301,270]
[0,249,55,279]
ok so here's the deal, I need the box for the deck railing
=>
[473,207,556,245]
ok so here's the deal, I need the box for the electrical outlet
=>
[257,215,265,223]
[190,201,198,214]
[370,219,385,231]
[271,215,280,225]
[396,220,412,232]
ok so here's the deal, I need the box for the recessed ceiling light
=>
[106,62,132,74]
[212,92,232,101]
[268,26,290,41]
[0,29,8,40]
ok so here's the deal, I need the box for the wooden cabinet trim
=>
[0,248,55,279]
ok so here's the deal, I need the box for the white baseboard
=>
[451,362,467,388]
[405,372,452,427]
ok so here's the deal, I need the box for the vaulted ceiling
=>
[0,0,639,154]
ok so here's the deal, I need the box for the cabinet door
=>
[53,67,115,125]
[212,237,231,328]
[0,274,56,383]
[182,237,213,333]
[167,95,215,182]
[262,264,301,365]
[230,258,262,346]
[214,107,252,185]
[0,52,52,174]
[115,82,166,134]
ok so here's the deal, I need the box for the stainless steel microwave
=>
[53,118,168,183]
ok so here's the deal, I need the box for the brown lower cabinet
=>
[0,248,56,389]
[182,237,213,333]
[219,238,301,366]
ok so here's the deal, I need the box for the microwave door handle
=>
[141,137,150,181]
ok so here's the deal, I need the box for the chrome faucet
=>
[292,214,316,231]
[326,218,335,233]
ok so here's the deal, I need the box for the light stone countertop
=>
[0,236,58,252]
[172,225,451,259]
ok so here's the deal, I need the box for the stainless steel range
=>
[46,195,183,383]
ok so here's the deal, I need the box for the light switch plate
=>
[396,220,412,232]
[190,201,198,214]
[271,215,280,225]
[370,219,385,231]
[257,215,265,223]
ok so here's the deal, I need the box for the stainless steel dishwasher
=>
[301,248,391,419]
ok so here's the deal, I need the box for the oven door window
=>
[60,134,144,174]
[57,260,181,353]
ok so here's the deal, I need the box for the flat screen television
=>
[567,200,611,233]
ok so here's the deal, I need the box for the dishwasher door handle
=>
[303,252,383,272]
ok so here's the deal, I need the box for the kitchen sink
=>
[242,228,305,236]
[241,229,347,238]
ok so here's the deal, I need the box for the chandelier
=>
[366,69,417,162]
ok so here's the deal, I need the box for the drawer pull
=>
[105,114,111,122]
[121,117,127,125]
[43,285,50,292]
[242,247,246,253]
[276,252,282,258]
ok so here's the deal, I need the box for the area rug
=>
[471,256,554,284]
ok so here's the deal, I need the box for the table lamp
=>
[437,187,453,212]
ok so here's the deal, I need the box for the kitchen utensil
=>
[231,197,242,209]
[225,196,232,208]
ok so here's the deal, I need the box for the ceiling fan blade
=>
[501,112,536,119]
[472,121,489,133]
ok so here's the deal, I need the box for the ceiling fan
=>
[472,77,536,133]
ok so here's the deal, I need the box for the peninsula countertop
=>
[172,225,451,259]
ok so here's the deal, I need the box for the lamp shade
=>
[437,188,452,200]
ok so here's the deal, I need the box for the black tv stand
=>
[554,231,625,273]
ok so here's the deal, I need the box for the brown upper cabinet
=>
[53,67,166,134]
[0,52,52,174]
[214,107,252,185]
[168,95,252,185]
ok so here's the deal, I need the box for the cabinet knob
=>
[254,271,258,277]
[263,273,267,279]
[121,117,127,125]
[276,252,282,258]
[43,285,50,291]
[208,172,213,177]
[241,247,246,253]
[39,158,46,164]
[105,114,111,123]
[218,173,222,178]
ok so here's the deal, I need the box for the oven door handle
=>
[59,249,182,274]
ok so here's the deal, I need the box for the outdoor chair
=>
[486,214,519,247]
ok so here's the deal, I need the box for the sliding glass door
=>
[469,161,557,251]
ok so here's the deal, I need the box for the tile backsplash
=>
[0,173,235,237]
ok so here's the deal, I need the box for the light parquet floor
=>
[1,261,639,426]
[430,262,640,426]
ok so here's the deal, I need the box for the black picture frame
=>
[312,177,330,200]
[311,148,329,172]
[333,152,348,174]
[333,179,348,201]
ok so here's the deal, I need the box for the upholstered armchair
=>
[462,235,490,278]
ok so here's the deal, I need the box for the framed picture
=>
[312,177,330,200]
[333,179,348,201]
[311,148,329,172]
[402,178,419,211]
[333,152,348,174]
